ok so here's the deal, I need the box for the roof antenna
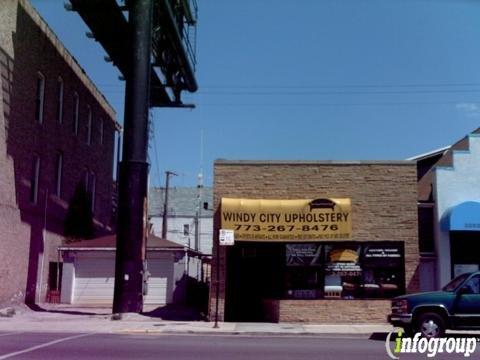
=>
[198,129,204,188]
[194,130,204,251]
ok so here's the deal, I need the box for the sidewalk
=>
[0,303,393,337]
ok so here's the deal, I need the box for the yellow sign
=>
[221,198,352,241]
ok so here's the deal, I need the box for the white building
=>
[59,234,199,306]
[412,128,480,290]
[148,187,213,256]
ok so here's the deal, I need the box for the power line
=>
[194,89,480,96]
[96,81,480,89]
[193,100,480,107]
[97,86,480,96]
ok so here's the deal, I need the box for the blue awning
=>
[449,201,480,231]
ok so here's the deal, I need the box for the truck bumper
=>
[388,314,413,327]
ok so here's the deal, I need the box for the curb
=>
[115,329,374,338]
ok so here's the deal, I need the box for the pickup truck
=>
[388,272,480,338]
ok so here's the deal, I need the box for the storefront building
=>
[414,129,480,290]
[210,160,420,323]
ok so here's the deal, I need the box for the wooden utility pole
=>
[113,0,153,314]
[161,171,177,239]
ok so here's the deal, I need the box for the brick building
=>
[210,160,420,323]
[0,0,119,305]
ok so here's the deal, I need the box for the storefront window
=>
[285,244,322,299]
[285,242,404,300]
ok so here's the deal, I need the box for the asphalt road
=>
[0,332,476,359]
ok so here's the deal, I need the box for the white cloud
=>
[456,103,480,117]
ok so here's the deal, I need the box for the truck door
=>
[453,275,480,328]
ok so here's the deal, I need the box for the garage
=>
[144,253,174,305]
[59,234,191,306]
[73,255,115,305]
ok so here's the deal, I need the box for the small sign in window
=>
[219,229,235,246]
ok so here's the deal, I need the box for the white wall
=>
[419,257,436,292]
[60,259,75,304]
[433,135,480,287]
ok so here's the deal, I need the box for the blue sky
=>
[31,0,480,187]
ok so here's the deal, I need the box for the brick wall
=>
[0,0,118,304]
[210,161,419,323]
[263,299,392,323]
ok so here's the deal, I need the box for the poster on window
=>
[324,246,362,276]
[286,244,322,266]
[325,262,362,276]
[362,245,402,267]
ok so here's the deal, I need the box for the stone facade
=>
[263,299,391,323]
[0,0,118,305]
[210,160,420,323]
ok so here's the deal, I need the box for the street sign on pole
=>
[219,229,234,246]
[214,228,234,328]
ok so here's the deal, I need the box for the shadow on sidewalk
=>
[26,303,110,316]
[142,304,206,321]
[25,303,207,320]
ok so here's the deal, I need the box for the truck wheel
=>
[416,312,446,338]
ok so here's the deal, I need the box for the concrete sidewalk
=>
[0,303,393,337]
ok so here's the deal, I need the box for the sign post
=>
[219,229,235,246]
[214,229,235,328]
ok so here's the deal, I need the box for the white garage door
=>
[73,257,115,304]
[144,258,173,305]
[73,255,172,306]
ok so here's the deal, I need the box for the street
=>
[0,332,475,360]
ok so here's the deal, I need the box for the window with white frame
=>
[30,153,41,204]
[56,77,64,123]
[35,72,45,123]
[54,151,63,198]
[86,105,93,145]
[73,92,79,135]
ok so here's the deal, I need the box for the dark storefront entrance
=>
[225,241,405,322]
[225,243,285,322]
[451,231,480,278]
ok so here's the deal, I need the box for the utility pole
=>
[113,0,153,314]
[194,172,203,251]
[70,0,199,316]
[161,171,177,239]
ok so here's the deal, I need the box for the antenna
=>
[198,129,204,188]
[195,130,204,251]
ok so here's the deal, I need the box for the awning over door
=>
[449,201,480,231]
